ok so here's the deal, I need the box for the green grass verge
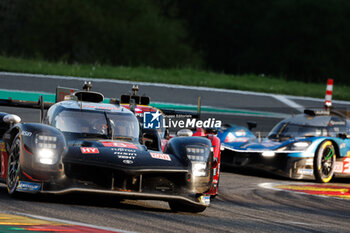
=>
[0,55,349,101]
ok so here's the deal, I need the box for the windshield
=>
[53,109,139,140]
[268,122,328,140]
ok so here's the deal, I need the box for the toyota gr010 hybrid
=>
[218,109,350,183]
[0,85,215,212]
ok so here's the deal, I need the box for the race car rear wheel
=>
[313,140,335,183]
[6,135,21,196]
[168,201,206,213]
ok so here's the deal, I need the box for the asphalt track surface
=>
[1,73,350,232]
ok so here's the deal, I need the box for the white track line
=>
[271,95,304,112]
[2,71,349,104]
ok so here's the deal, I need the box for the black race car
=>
[0,84,214,212]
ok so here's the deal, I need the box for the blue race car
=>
[218,109,350,183]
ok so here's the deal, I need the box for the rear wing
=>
[0,96,53,123]
[0,86,79,123]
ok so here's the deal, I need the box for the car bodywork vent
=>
[74,91,104,103]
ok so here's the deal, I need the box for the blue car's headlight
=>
[278,141,311,151]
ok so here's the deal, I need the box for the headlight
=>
[192,162,207,176]
[186,146,207,161]
[262,151,275,157]
[37,149,56,165]
[292,141,311,150]
[186,146,209,176]
[35,135,57,149]
[35,135,58,164]
[278,141,311,151]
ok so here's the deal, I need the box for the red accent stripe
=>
[326,90,333,95]
[22,171,41,182]
[327,79,334,85]
[23,144,32,155]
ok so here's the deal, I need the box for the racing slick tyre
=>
[6,134,21,196]
[313,140,336,183]
[168,201,206,213]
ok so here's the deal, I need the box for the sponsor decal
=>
[299,168,313,175]
[150,152,171,161]
[101,141,138,149]
[21,131,32,137]
[329,120,346,126]
[198,195,210,205]
[81,147,99,154]
[111,148,136,152]
[113,148,137,160]
[123,159,133,164]
[16,181,41,192]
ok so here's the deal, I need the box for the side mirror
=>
[337,133,348,140]
[129,99,136,113]
[246,121,257,131]
[3,114,21,125]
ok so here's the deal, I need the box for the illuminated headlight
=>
[186,146,207,161]
[278,141,311,151]
[262,151,275,157]
[35,135,57,149]
[37,149,56,165]
[291,141,311,150]
[35,135,58,164]
[192,162,207,176]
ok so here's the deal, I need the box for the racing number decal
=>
[343,158,350,174]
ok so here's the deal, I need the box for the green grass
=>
[1,55,349,101]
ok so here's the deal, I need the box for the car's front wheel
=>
[313,140,335,183]
[7,134,21,196]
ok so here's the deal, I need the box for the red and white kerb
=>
[324,79,333,109]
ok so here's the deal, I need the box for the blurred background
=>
[1,0,350,85]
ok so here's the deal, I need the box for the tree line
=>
[1,0,350,84]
